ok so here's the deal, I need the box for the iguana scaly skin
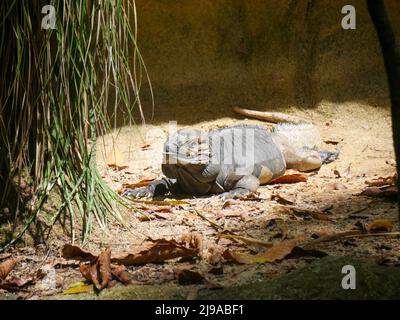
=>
[124,107,338,199]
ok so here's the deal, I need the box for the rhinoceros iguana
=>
[124,107,338,199]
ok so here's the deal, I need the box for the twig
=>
[277,204,333,221]
[193,209,272,253]
[219,234,273,248]
[304,231,400,247]
[34,248,51,272]
[193,209,225,232]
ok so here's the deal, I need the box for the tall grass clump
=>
[0,0,152,249]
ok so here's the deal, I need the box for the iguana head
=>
[162,128,211,178]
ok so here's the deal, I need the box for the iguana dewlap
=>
[124,108,338,199]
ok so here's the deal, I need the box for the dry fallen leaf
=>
[153,207,173,213]
[79,248,112,291]
[367,219,394,232]
[106,147,128,170]
[63,236,202,271]
[0,258,17,280]
[271,169,307,184]
[324,138,342,145]
[271,193,295,205]
[98,249,112,290]
[111,239,200,266]
[365,174,397,187]
[0,276,37,292]
[141,143,151,150]
[62,244,97,261]
[361,186,397,199]
[111,265,138,285]
[123,176,157,189]
[223,235,308,264]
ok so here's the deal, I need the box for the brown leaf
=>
[62,244,97,262]
[97,249,112,290]
[365,175,396,187]
[324,139,342,145]
[223,235,308,264]
[66,236,201,270]
[79,249,112,291]
[271,169,307,184]
[80,262,102,290]
[0,258,17,280]
[111,265,136,285]
[141,144,151,150]
[79,263,92,282]
[111,239,199,266]
[367,219,394,232]
[106,147,128,170]
[107,164,129,171]
[138,215,152,222]
[154,207,173,213]
[0,277,36,292]
[88,263,101,290]
[271,193,295,205]
[361,186,398,199]
[0,283,30,293]
[123,176,157,189]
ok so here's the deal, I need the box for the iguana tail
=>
[233,106,311,124]
[233,106,320,149]
[233,106,340,165]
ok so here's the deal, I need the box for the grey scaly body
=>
[124,108,338,199]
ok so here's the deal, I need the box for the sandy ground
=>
[1,98,399,299]
[93,98,399,286]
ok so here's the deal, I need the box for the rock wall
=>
[132,0,400,123]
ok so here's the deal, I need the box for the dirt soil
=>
[1,97,398,300]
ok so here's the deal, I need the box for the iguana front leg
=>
[123,178,182,199]
[219,174,260,199]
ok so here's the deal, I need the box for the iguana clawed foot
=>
[123,179,173,199]
[123,186,155,199]
[319,150,340,164]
